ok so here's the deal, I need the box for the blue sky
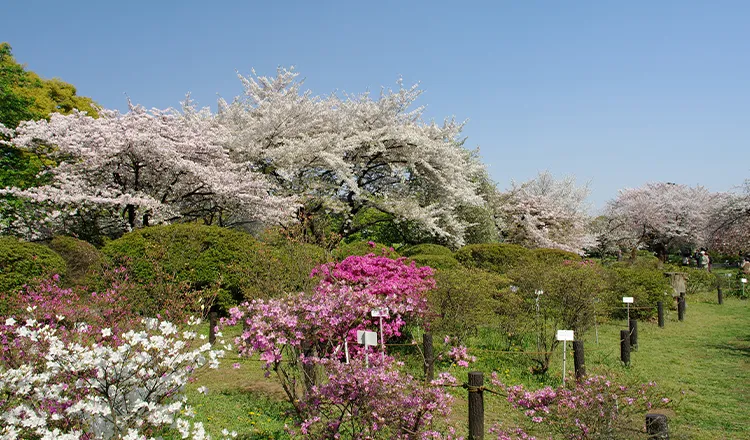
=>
[4,1,749,210]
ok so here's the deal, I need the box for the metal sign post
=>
[371,307,389,360]
[556,330,574,387]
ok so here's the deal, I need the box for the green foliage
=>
[400,243,453,257]
[332,240,398,260]
[428,268,511,341]
[101,224,327,313]
[0,236,66,312]
[507,259,605,373]
[46,236,102,285]
[528,247,581,265]
[455,243,531,274]
[409,254,461,270]
[604,265,671,319]
[682,267,718,295]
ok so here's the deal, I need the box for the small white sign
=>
[356,330,378,346]
[622,297,634,304]
[556,329,574,341]
[371,307,389,318]
[742,278,748,284]
[535,290,544,296]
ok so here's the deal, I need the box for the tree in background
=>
[708,180,750,254]
[218,67,486,247]
[1,100,296,239]
[494,171,592,254]
[604,182,720,259]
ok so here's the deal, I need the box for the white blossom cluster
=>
[218,67,486,245]
[1,99,297,237]
[496,171,593,254]
[605,182,720,252]
[0,318,227,439]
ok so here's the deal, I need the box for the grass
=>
[186,292,749,439]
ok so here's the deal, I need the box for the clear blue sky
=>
[4,1,749,210]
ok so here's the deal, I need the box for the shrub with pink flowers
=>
[223,254,462,438]
[489,374,670,440]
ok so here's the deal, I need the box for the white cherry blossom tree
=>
[1,100,296,238]
[217,68,486,246]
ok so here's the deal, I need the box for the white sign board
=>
[622,297,634,304]
[356,330,378,346]
[742,278,748,284]
[371,307,389,318]
[556,330,574,341]
[535,290,544,296]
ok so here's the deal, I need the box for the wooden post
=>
[646,413,669,439]
[573,340,585,380]
[468,371,484,440]
[208,311,218,346]
[677,298,685,321]
[717,285,723,305]
[657,301,665,328]
[423,332,434,382]
[629,319,638,351]
[679,292,686,312]
[620,330,630,366]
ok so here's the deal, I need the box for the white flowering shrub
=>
[0,317,225,439]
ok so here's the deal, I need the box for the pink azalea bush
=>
[490,374,670,440]
[223,254,461,438]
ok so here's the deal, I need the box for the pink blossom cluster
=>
[490,374,669,439]
[439,336,476,368]
[297,357,454,439]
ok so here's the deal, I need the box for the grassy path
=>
[584,295,750,439]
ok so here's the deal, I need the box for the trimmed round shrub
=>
[102,224,327,313]
[409,254,461,271]
[0,237,66,313]
[400,244,454,258]
[528,248,581,265]
[681,267,718,295]
[333,240,399,260]
[455,243,531,274]
[47,236,102,285]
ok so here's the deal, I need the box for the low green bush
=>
[528,248,581,265]
[47,236,102,285]
[0,237,66,313]
[409,254,461,270]
[604,265,672,319]
[455,243,531,274]
[400,244,454,257]
[332,240,398,260]
[428,268,511,342]
[101,224,329,313]
[682,267,718,295]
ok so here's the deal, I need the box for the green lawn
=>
[186,293,750,439]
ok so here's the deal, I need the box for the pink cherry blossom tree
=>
[604,182,720,259]
[0,99,296,239]
[495,171,593,255]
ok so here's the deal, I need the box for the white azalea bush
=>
[0,317,226,439]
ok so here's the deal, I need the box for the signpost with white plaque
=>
[357,330,378,367]
[556,329,574,386]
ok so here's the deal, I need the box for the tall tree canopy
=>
[495,171,592,254]
[217,68,486,247]
[1,101,296,240]
[604,182,720,258]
